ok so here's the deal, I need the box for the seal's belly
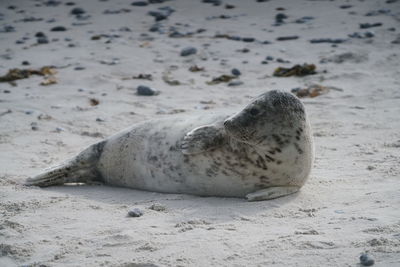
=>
[96,115,268,197]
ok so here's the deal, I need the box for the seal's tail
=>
[25,141,105,187]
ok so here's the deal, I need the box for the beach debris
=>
[136,85,158,96]
[206,74,236,85]
[133,73,153,80]
[231,68,241,76]
[320,52,368,64]
[162,73,181,86]
[180,47,197,56]
[89,98,99,106]
[189,65,204,72]
[360,252,375,266]
[391,35,400,44]
[309,38,347,44]
[149,203,166,212]
[291,84,342,98]
[0,25,15,33]
[40,76,57,86]
[31,122,39,131]
[242,37,255,42]
[276,36,299,41]
[0,66,57,84]
[81,131,104,138]
[128,208,143,217]
[22,61,30,66]
[273,64,316,77]
[360,23,382,29]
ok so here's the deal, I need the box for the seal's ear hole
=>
[249,108,260,116]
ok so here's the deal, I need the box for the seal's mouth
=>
[224,119,255,144]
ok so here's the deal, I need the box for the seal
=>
[26,90,314,201]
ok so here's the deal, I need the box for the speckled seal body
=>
[26,90,314,201]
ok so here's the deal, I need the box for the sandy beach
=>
[1,0,400,266]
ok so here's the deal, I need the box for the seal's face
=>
[224,90,305,146]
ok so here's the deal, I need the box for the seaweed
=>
[273,64,316,77]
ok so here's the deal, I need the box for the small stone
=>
[35,32,46,38]
[51,26,67,31]
[180,47,197,56]
[276,36,299,41]
[131,1,148,6]
[22,61,30,65]
[96,117,105,122]
[31,122,38,131]
[70,7,86,15]
[149,203,166,212]
[74,66,85,71]
[360,23,382,29]
[275,13,287,24]
[228,80,243,87]
[128,208,143,217]
[137,85,156,96]
[360,253,375,266]
[242,37,255,42]
[65,2,75,6]
[37,37,49,44]
[266,56,274,61]
[231,68,241,76]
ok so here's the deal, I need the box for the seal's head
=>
[224,90,306,146]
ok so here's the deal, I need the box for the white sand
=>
[1,0,400,266]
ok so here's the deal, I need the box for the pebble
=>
[242,37,255,42]
[51,26,67,31]
[275,13,288,24]
[360,253,375,266]
[348,31,374,38]
[30,122,38,131]
[74,66,85,70]
[231,68,241,76]
[180,47,197,56]
[202,0,222,6]
[37,37,49,44]
[70,7,86,15]
[0,25,15,33]
[22,61,30,65]
[148,6,175,21]
[137,85,157,96]
[360,23,382,29]
[35,32,46,38]
[309,38,347,44]
[276,36,299,41]
[149,203,166,211]
[295,16,314,24]
[131,0,148,5]
[128,208,143,217]
[228,80,243,87]
[65,2,75,6]
[266,56,274,61]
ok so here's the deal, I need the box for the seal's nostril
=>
[224,120,230,127]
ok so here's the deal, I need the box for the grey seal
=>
[26,90,314,201]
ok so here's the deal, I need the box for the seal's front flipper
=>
[245,186,299,201]
[181,125,225,155]
[25,141,105,187]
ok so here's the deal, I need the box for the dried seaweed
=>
[0,66,57,84]
[273,64,316,77]
[291,84,340,98]
[206,74,236,85]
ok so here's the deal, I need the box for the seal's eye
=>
[249,108,259,116]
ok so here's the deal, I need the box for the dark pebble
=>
[360,253,375,266]
[137,85,156,96]
[44,0,61,7]
[16,40,25,44]
[231,68,241,76]
[128,208,143,217]
[275,13,287,24]
[35,32,46,38]
[242,37,255,42]
[4,90,11,93]
[37,37,49,44]
[65,2,75,6]
[0,25,16,33]
[70,7,86,15]
[228,36,241,41]
[74,66,85,70]
[276,58,290,63]
[360,23,382,29]
[295,16,314,24]
[131,1,148,6]
[339,5,352,9]
[310,38,347,44]
[266,56,274,60]
[225,4,235,9]
[51,26,67,31]
[276,36,299,41]
[22,61,30,65]
[180,47,197,56]
[387,27,396,32]
[202,0,222,6]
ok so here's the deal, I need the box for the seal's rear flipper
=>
[25,141,105,187]
[245,186,299,201]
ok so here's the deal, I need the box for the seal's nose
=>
[223,120,231,128]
